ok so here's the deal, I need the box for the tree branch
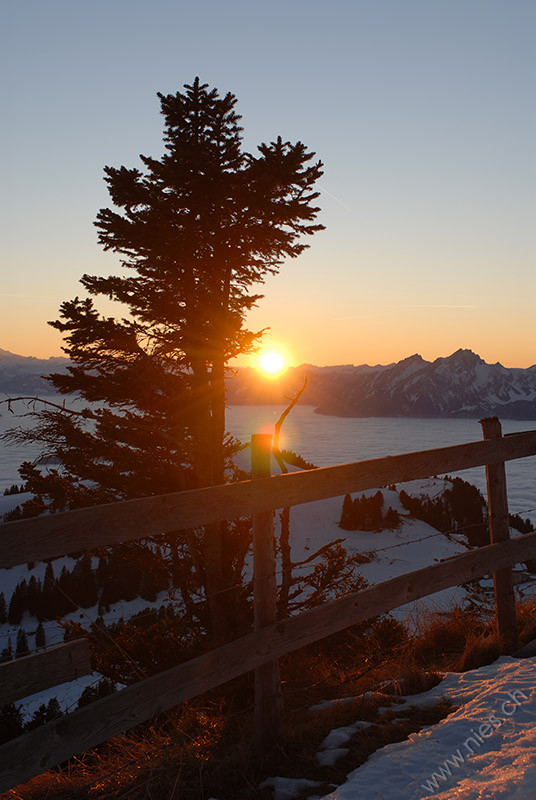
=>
[273,374,308,474]
[0,397,94,419]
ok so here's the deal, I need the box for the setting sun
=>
[257,351,287,378]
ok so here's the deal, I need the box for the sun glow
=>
[256,350,287,378]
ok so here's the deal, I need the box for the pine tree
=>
[73,555,98,609]
[1,637,13,663]
[41,562,59,620]
[26,575,39,618]
[35,621,46,649]
[8,581,28,625]
[384,507,400,529]
[58,565,77,616]
[0,703,24,744]
[339,494,355,530]
[5,78,323,639]
[0,592,6,624]
[15,628,29,658]
[25,697,62,731]
[77,678,115,708]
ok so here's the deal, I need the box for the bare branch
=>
[0,396,94,419]
[273,374,308,474]
[290,538,346,569]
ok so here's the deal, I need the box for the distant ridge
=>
[0,349,69,394]
[312,349,536,419]
[2,348,536,419]
[226,349,536,419]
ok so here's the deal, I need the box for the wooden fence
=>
[0,418,535,791]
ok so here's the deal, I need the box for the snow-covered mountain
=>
[314,349,536,419]
[2,347,536,419]
[0,349,69,394]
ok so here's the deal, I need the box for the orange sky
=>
[3,286,534,370]
[2,1,534,371]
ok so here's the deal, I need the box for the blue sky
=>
[2,0,534,366]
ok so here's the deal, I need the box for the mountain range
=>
[0,349,69,394]
[1,348,535,419]
[228,349,536,419]
[310,349,536,419]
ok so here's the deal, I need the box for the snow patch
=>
[258,776,322,799]
[318,656,536,799]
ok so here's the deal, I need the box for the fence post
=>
[480,417,517,651]
[251,433,282,755]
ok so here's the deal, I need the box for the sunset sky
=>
[2,0,534,368]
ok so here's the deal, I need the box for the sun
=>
[256,351,287,379]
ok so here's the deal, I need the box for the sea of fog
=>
[1,398,534,522]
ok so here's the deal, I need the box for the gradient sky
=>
[2,0,534,368]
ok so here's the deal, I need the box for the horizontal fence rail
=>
[2,423,536,791]
[1,530,536,791]
[2,430,536,568]
[0,640,91,707]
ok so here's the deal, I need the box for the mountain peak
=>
[448,348,484,366]
[401,353,425,364]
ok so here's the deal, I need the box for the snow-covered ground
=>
[2,475,534,717]
[1,471,535,782]
[14,673,104,724]
[0,488,179,717]
[276,480,470,624]
[307,656,536,800]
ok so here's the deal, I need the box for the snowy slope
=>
[275,482,470,621]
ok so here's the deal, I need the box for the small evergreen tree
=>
[26,575,40,618]
[384,507,401,529]
[15,628,29,657]
[57,565,77,616]
[41,562,59,620]
[0,703,24,744]
[8,581,28,625]
[25,697,62,731]
[35,621,46,649]
[339,493,354,530]
[0,637,13,663]
[72,555,98,608]
[77,678,116,708]
[0,592,6,624]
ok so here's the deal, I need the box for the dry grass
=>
[516,596,536,646]
[8,694,454,800]
[410,606,496,670]
[8,600,536,800]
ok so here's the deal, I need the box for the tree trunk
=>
[189,358,229,641]
[278,507,292,618]
[210,351,226,486]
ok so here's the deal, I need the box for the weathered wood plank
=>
[0,639,91,707]
[2,530,536,792]
[251,434,281,755]
[1,431,536,569]
[481,417,517,650]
